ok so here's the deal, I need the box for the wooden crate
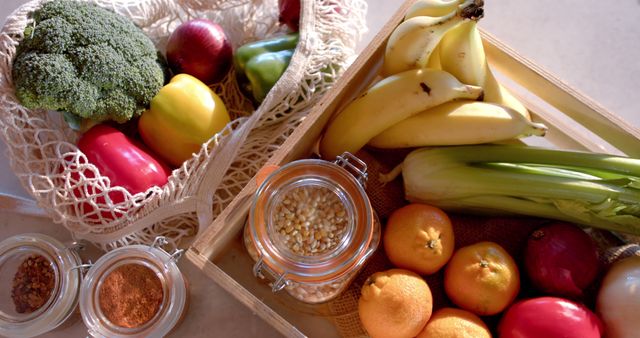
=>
[186,1,640,337]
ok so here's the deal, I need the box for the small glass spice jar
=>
[244,152,381,304]
[79,237,188,338]
[0,233,84,338]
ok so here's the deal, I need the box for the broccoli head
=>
[12,0,168,123]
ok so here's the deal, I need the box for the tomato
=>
[498,297,603,338]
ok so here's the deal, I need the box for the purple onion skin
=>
[166,19,233,84]
[524,223,601,299]
[278,0,300,32]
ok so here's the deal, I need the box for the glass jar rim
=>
[265,176,358,264]
[0,233,82,338]
[249,157,375,284]
[79,242,186,338]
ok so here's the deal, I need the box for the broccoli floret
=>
[12,0,168,123]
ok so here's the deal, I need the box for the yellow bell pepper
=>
[138,74,230,167]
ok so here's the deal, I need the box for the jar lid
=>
[79,237,186,338]
[249,153,375,288]
[0,233,83,338]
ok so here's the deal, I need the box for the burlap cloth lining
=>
[318,149,640,337]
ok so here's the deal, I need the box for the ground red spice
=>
[98,263,164,328]
[11,254,55,314]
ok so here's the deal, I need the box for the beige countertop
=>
[1,0,639,337]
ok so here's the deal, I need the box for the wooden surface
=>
[0,192,48,218]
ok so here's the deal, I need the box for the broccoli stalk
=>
[12,0,168,124]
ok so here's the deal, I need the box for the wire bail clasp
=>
[334,152,368,188]
[66,241,85,251]
[151,236,184,262]
[70,260,93,274]
[252,257,289,292]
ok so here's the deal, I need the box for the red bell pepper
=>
[72,124,171,221]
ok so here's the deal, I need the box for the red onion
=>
[278,0,300,32]
[524,222,600,298]
[165,19,232,84]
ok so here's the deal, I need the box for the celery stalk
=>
[384,145,640,235]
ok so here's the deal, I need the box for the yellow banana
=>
[368,101,547,148]
[405,0,462,19]
[483,66,531,120]
[438,19,531,119]
[319,69,483,159]
[382,13,457,76]
[382,0,484,76]
[426,43,442,69]
[439,20,486,86]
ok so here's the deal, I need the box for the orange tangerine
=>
[417,307,491,338]
[444,241,519,316]
[358,268,433,338]
[383,203,454,275]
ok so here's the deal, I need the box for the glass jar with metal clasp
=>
[79,236,189,338]
[244,152,381,304]
[0,233,85,338]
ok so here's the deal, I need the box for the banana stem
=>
[527,122,548,137]
[459,0,484,20]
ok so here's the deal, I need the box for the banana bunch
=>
[318,0,546,160]
[319,69,483,159]
[382,0,484,76]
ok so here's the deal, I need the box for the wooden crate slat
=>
[503,82,615,153]
[185,250,307,338]
[480,30,640,157]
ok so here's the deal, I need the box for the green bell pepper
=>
[245,49,294,103]
[234,33,299,104]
